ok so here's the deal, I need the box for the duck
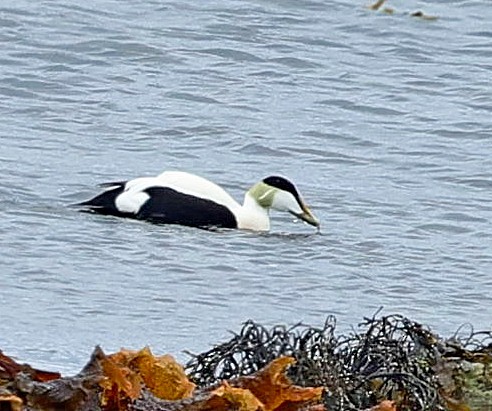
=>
[77,171,320,231]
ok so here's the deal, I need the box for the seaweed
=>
[1,313,491,410]
[185,313,492,410]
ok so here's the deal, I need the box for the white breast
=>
[235,193,270,231]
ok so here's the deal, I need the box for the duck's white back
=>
[157,171,241,210]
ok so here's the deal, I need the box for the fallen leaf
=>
[206,381,263,411]
[105,347,195,401]
[0,350,61,382]
[0,351,22,378]
[30,369,62,382]
[100,353,142,409]
[128,348,195,400]
[234,357,324,411]
[0,393,23,411]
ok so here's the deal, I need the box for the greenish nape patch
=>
[248,182,277,208]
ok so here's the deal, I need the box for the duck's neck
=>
[236,193,270,231]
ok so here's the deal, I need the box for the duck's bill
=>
[292,206,320,228]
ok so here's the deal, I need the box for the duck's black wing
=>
[137,186,238,229]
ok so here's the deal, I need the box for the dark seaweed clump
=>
[185,313,492,410]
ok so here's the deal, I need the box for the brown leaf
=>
[128,348,195,400]
[234,357,324,411]
[30,369,62,382]
[0,393,23,411]
[105,347,195,401]
[100,353,142,409]
[0,351,22,378]
[0,350,61,382]
[205,381,263,411]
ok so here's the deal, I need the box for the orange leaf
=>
[0,351,22,378]
[31,369,62,382]
[235,357,324,411]
[105,347,195,401]
[0,394,23,411]
[100,353,142,408]
[206,381,264,411]
[0,350,61,382]
[128,347,195,400]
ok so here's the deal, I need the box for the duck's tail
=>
[73,182,126,215]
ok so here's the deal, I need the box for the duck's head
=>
[247,176,320,228]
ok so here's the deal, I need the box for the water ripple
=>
[1,0,491,374]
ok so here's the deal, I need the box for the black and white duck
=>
[77,171,319,231]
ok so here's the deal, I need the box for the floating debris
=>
[410,11,439,21]
[368,0,387,11]
[367,0,438,20]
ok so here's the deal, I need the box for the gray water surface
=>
[1,0,492,374]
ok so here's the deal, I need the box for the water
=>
[1,0,491,374]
